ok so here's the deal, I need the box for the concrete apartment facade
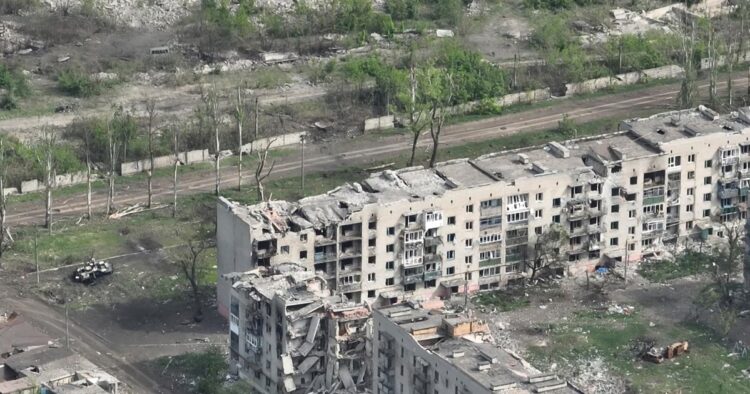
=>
[372,301,581,394]
[228,266,370,394]
[217,106,750,316]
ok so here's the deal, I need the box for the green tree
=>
[386,0,418,20]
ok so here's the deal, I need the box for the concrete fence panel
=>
[240,131,306,153]
[2,187,18,197]
[20,179,40,194]
[363,115,395,131]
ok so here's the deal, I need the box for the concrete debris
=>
[57,56,71,63]
[109,202,169,219]
[607,304,635,315]
[435,29,455,38]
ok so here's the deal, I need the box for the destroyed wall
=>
[217,198,255,318]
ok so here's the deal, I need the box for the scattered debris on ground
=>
[71,258,113,285]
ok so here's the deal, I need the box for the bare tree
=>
[172,125,180,219]
[83,122,93,220]
[424,69,453,168]
[200,88,222,196]
[0,139,7,259]
[526,224,570,281]
[234,87,246,191]
[254,139,277,202]
[105,120,120,217]
[172,223,212,322]
[404,65,429,166]
[35,127,56,230]
[145,98,157,208]
[706,16,719,105]
[744,216,750,293]
[676,19,698,109]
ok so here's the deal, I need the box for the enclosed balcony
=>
[643,187,665,206]
[403,267,424,284]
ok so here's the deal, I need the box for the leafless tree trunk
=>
[0,139,7,260]
[201,89,222,196]
[407,66,427,167]
[254,97,259,143]
[36,127,56,230]
[145,98,157,208]
[677,20,698,109]
[234,87,246,191]
[84,128,92,220]
[427,74,453,169]
[255,139,277,202]
[172,126,180,218]
[106,121,119,217]
[707,18,718,105]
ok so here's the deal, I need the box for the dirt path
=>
[6,76,749,225]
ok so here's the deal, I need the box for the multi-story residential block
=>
[217,106,750,316]
[372,301,581,394]
[228,265,370,394]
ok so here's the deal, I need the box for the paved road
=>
[5,76,748,226]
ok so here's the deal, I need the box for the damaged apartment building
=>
[218,106,750,315]
[228,265,371,394]
[373,301,581,394]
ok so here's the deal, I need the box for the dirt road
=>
[6,76,748,225]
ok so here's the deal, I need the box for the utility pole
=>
[300,135,305,195]
[34,228,39,285]
[254,97,259,141]
[618,36,623,73]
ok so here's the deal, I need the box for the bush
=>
[57,68,100,97]
[0,65,30,110]
[472,98,503,115]
[436,41,509,103]
[386,0,418,20]
[0,0,40,14]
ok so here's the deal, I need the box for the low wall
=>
[239,131,306,153]
[120,149,210,176]
[363,115,395,131]
[2,187,18,197]
[565,65,684,96]
[19,171,92,194]
[700,51,750,70]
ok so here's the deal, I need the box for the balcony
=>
[403,273,423,284]
[587,224,604,234]
[339,281,362,292]
[423,253,442,264]
[479,258,502,268]
[643,194,665,206]
[505,253,523,263]
[424,211,444,230]
[424,235,442,248]
[423,270,441,281]
[506,236,528,246]
[315,235,336,245]
[314,252,337,262]
[722,206,739,215]
[480,205,503,217]
[719,184,740,199]
[339,249,362,259]
[402,256,424,268]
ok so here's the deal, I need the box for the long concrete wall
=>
[19,171,94,194]
[239,131,306,153]
[120,149,210,176]
[565,65,684,96]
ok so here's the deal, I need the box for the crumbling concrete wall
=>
[239,131,306,153]
[700,51,750,70]
[2,187,18,197]
[19,171,93,194]
[565,65,685,96]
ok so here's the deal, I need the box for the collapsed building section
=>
[372,302,582,394]
[229,266,371,394]
[218,106,750,318]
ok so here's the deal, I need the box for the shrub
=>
[0,0,40,15]
[57,68,100,97]
[386,0,418,20]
